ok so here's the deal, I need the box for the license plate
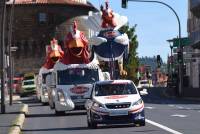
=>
[109,110,128,116]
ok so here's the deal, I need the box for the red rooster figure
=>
[43,38,64,69]
[62,21,90,64]
[100,0,117,29]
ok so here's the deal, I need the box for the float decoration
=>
[43,38,64,69]
[89,0,129,78]
[61,21,90,64]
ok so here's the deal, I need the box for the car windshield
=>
[23,81,34,85]
[24,76,34,80]
[94,83,137,96]
[57,68,99,85]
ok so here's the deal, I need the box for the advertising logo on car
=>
[70,86,89,94]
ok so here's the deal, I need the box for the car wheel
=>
[90,121,97,129]
[88,112,97,129]
[135,120,145,126]
[55,110,65,116]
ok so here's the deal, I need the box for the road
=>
[20,87,200,134]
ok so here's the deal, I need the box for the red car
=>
[13,77,23,94]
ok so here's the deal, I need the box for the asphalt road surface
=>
[20,87,200,134]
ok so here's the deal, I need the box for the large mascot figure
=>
[61,21,90,64]
[88,0,129,79]
[43,38,64,69]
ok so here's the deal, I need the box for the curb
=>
[8,104,28,134]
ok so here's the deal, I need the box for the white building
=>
[187,0,200,88]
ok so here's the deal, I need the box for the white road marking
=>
[145,106,155,109]
[146,119,183,134]
[168,105,175,107]
[171,114,188,118]
[177,106,184,109]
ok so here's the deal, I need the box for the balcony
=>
[189,29,200,49]
[190,0,200,17]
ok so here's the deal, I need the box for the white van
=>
[49,61,110,115]
[37,68,53,104]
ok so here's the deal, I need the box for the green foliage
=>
[119,24,139,82]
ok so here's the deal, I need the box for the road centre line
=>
[146,119,183,134]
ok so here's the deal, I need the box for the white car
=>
[137,80,153,89]
[85,80,145,128]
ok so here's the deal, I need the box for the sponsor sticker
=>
[70,86,89,94]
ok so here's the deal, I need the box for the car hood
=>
[94,94,141,105]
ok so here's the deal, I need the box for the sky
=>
[89,0,188,62]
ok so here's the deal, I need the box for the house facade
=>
[6,0,97,74]
[187,0,200,88]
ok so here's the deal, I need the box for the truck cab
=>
[50,62,110,115]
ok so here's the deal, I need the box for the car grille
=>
[105,102,131,109]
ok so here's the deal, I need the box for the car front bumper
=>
[90,108,145,124]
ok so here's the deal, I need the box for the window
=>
[38,13,47,23]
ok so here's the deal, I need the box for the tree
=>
[119,24,139,82]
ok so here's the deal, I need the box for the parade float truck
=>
[37,38,64,105]
[37,68,53,104]
[48,61,110,115]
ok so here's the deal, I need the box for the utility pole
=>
[122,0,183,96]
[8,0,16,105]
[0,0,7,114]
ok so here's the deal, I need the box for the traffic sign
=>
[167,37,191,47]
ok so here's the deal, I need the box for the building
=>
[187,0,200,88]
[5,0,97,74]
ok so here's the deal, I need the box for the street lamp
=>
[122,0,183,96]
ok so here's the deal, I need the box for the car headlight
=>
[57,91,65,102]
[42,88,48,96]
[92,102,104,108]
[132,98,143,106]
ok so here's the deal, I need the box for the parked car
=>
[13,77,23,94]
[85,80,145,128]
[137,79,153,89]
[21,79,36,96]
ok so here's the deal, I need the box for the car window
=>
[95,83,137,96]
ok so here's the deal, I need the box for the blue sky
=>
[89,0,188,62]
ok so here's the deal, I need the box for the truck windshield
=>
[57,68,99,85]
[94,83,137,96]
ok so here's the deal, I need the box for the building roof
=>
[7,0,95,8]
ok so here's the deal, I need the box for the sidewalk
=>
[0,96,28,134]
[165,86,200,101]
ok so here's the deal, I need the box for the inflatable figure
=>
[43,38,64,69]
[62,21,90,64]
[100,1,116,28]
[88,1,129,78]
